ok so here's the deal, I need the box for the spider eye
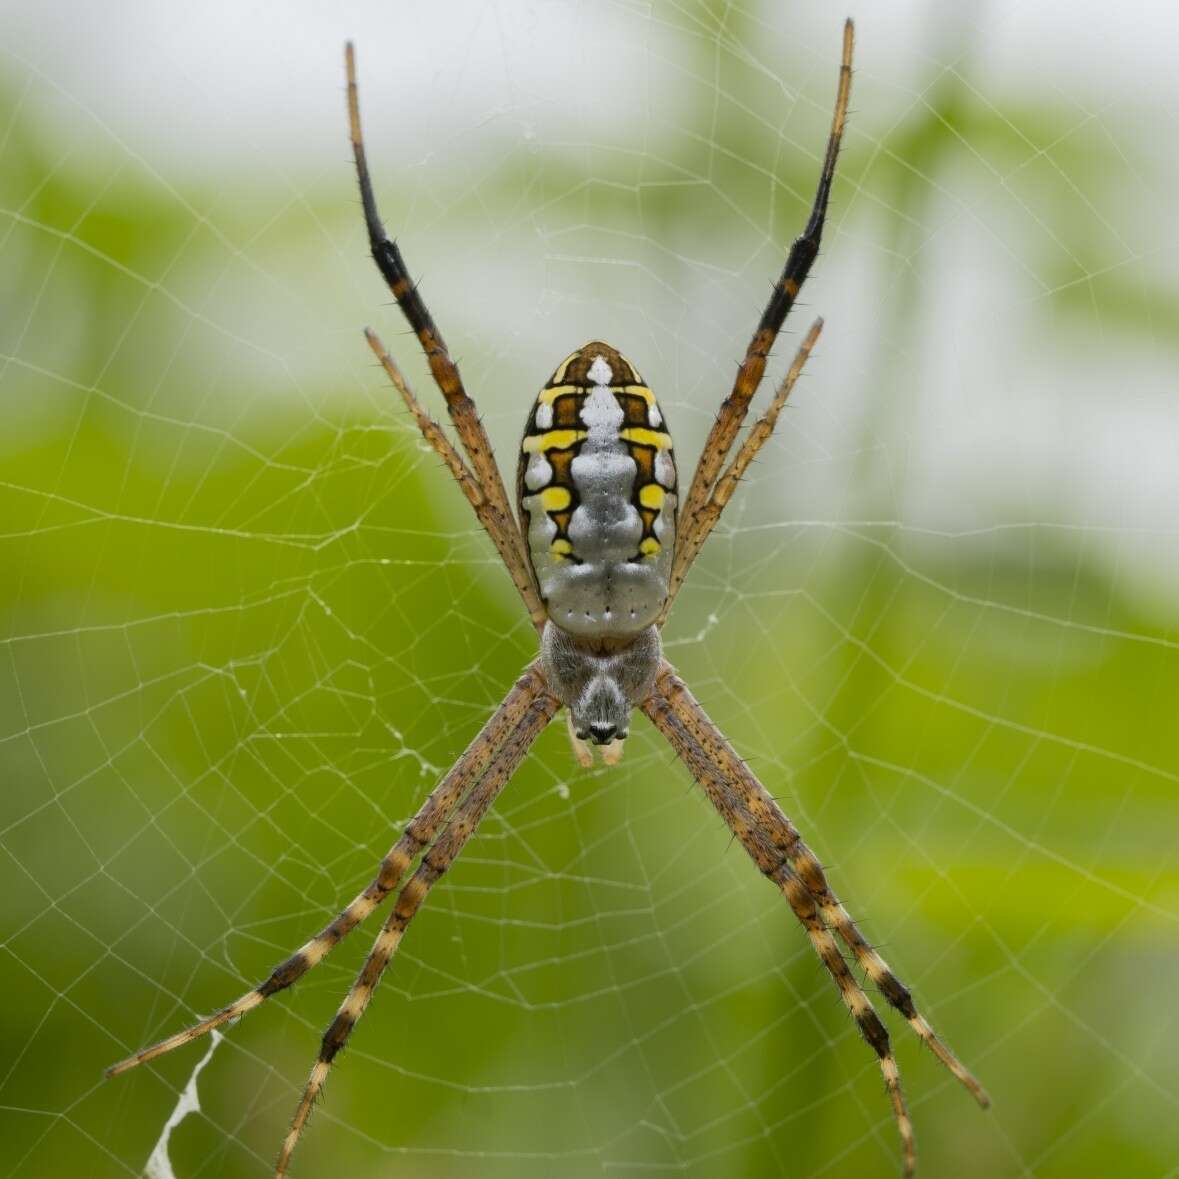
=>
[587,723,616,745]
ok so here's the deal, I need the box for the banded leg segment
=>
[651,665,989,1108]
[642,683,916,1175]
[677,20,852,559]
[106,664,551,1079]
[346,43,545,631]
[663,318,824,618]
[275,689,560,1178]
[365,329,547,628]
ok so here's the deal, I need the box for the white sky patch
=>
[144,1031,224,1179]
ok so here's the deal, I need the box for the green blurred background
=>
[3,2,1177,1177]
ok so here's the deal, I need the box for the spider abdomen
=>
[518,342,677,638]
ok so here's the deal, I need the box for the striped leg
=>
[676,21,852,573]
[106,665,550,1079]
[642,682,916,1175]
[275,689,560,1178]
[346,44,546,632]
[662,318,824,617]
[652,666,989,1107]
[365,329,547,627]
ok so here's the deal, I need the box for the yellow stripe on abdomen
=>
[638,484,665,510]
[619,427,673,450]
[539,486,572,511]
[523,429,588,453]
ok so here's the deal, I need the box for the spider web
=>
[2,2,1178,1177]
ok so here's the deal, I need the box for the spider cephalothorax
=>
[107,21,989,1179]
[541,619,661,750]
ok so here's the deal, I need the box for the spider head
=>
[541,622,661,753]
[573,676,630,745]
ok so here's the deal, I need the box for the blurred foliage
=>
[2,13,1178,1179]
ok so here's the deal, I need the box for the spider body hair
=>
[541,621,660,744]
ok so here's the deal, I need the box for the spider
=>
[107,19,988,1176]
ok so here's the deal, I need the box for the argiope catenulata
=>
[107,19,989,1176]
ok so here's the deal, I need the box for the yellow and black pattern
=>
[620,421,674,559]
[517,341,676,565]
[519,358,589,559]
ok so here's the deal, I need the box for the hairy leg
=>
[643,680,917,1173]
[347,44,545,630]
[677,20,853,545]
[651,665,989,1107]
[275,688,560,1177]
[106,665,550,1078]
[664,318,823,615]
[365,329,547,627]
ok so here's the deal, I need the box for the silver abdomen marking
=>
[517,342,677,639]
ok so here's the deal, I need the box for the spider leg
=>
[676,20,852,579]
[662,318,823,618]
[346,44,545,632]
[366,329,547,627]
[642,676,917,1175]
[274,688,560,1178]
[651,666,989,1110]
[105,665,550,1079]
